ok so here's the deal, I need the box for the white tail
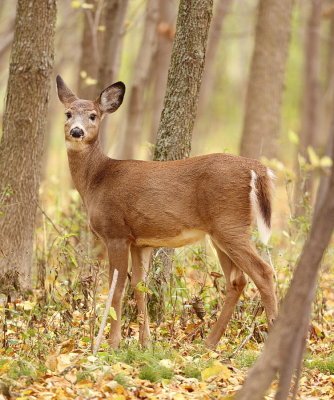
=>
[56,76,278,350]
[250,169,274,245]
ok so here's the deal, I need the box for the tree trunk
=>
[148,0,213,320]
[294,0,323,215]
[0,0,56,293]
[97,0,128,94]
[96,0,129,149]
[192,0,234,151]
[299,0,323,155]
[121,0,159,159]
[236,114,334,400]
[197,0,233,117]
[315,10,334,215]
[149,0,176,145]
[153,0,213,161]
[77,0,99,99]
[239,0,294,159]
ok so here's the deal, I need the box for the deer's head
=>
[56,75,125,147]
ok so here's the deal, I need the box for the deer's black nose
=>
[70,127,84,138]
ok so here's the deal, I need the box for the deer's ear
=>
[97,82,125,114]
[56,75,78,105]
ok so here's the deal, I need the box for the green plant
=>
[234,350,259,368]
[305,354,334,374]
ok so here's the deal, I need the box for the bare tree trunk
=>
[77,0,99,99]
[239,0,294,159]
[153,0,213,161]
[299,0,323,154]
[315,10,334,215]
[294,0,323,215]
[0,0,56,293]
[97,0,128,94]
[197,0,233,116]
[192,0,234,150]
[236,116,334,400]
[97,0,129,149]
[121,0,159,159]
[149,0,176,145]
[148,0,213,320]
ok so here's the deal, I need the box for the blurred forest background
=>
[0,0,334,399]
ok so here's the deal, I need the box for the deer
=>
[56,75,278,350]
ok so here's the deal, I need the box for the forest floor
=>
[0,260,333,400]
[1,190,334,399]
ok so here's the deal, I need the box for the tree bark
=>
[77,0,99,99]
[239,0,294,159]
[192,0,234,151]
[149,0,176,145]
[299,0,323,155]
[197,0,233,117]
[121,0,159,159]
[153,0,213,161]
[0,0,56,293]
[236,115,334,400]
[97,0,129,94]
[294,0,323,215]
[96,0,129,150]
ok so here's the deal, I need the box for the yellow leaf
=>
[80,70,87,79]
[307,146,320,167]
[60,338,75,353]
[0,362,9,375]
[85,77,98,86]
[82,2,94,9]
[45,352,58,372]
[298,154,306,168]
[201,362,231,381]
[288,130,299,145]
[109,306,117,320]
[320,156,332,168]
[76,379,93,388]
[71,1,81,8]
[98,25,106,32]
[22,300,35,311]
[173,394,186,400]
[135,280,153,294]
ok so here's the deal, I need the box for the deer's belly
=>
[135,229,206,248]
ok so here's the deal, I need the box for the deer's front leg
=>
[130,246,152,347]
[107,239,130,349]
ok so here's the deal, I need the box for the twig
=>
[93,269,118,355]
[228,327,255,360]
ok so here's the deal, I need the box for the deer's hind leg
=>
[212,233,278,334]
[205,244,246,349]
[130,246,152,347]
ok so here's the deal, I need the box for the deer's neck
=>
[67,139,108,201]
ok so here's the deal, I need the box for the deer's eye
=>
[89,114,96,121]
[65,112,72,119]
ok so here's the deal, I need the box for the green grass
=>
[7,359,37,380]
[305,354,334,374]
[183,364,201,380]
[114,373,129,387]
[234,350,259,368]
[139,364,173,382]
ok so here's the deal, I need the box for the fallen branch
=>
[93,269,118,356]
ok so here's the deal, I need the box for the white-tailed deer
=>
[56,75,277,349]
